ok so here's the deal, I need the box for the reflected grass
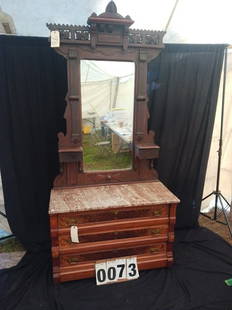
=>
[83,133,131,171]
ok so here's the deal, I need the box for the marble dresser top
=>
[49,181,180,214]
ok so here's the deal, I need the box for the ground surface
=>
[199,212,232,245]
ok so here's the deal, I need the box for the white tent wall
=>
[201,48,232,212]
[81,79,115,121]
[81,60,116,127]
[81,60,113,82]
[81,60,135,131]
[114,76,135,124]
[81,76,135,128]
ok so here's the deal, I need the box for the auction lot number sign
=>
[95,257,139,285]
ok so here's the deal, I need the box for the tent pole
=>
[164,0,180,32]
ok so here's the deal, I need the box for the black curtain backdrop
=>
[1,36,231,310]
[148,44,226,228]
[0,35,67,250]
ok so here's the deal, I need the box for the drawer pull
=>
[150,247,160,253]
[151,228,161,235]
[65,218,77,225]
[67,257,79,264]
[113,210,119,216]
[153,209,162,216]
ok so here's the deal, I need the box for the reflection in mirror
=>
[81,60,135,172]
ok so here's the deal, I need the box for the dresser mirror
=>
[81,60,135,171]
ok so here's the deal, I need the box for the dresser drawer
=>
[60,242,166,267]
[58,204,168,228]
[58,234,167,264]
[58,224,168,246]
[59,253,169,282]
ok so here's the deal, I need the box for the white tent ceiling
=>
[0,0,232,44]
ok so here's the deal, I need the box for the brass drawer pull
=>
[113,210,119,216]
[65,218,77,225]
[153,209,162,216]
[151,228,161,235]
[67,257,79,264]
[150,247,160,254]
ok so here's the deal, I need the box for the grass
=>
[83,132,132,171]
[0,237,24,253]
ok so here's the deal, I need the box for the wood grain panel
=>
[54,216,169,236]
[60,242,166,266]
[58,224,168,246]
[59,235,167,256]
[58,253,169,282]
[58,205,167,227]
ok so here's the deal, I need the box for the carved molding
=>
[46,23,90,41]
[47,22,165,47]
[129,29,165,46]
[46,1,165,47]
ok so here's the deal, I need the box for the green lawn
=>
[83,133,132,171]
[0,237,24,253]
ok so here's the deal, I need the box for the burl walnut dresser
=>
[47,1,179,283]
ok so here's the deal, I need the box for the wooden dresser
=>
[47,1,180,283]
[49,181,179,283]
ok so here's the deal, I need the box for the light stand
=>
[201,47,232,237]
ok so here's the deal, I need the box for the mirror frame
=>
[47,1,166,187]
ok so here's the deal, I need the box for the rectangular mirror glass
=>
[81,60,135,172]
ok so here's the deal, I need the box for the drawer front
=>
[60,242,166,267]
[58,253,169,282]
[58,205,168,228]
[58,224,168,247]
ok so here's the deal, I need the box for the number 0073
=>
[95,257,139,285]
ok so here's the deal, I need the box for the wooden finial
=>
[105,1,118,14]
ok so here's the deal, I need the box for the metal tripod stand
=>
[201,47,232,237]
